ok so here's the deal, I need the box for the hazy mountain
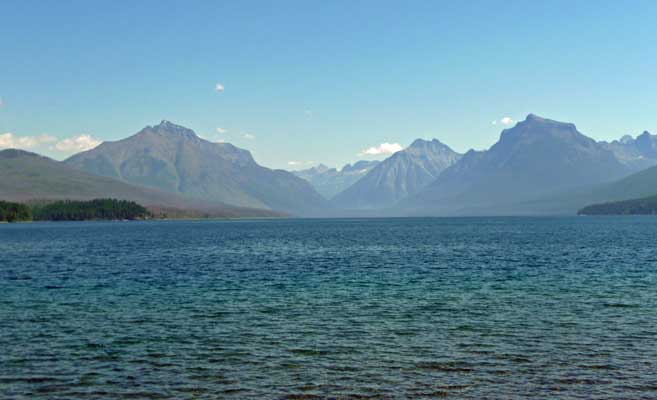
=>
[404,114,633,215]
[547,163,657,211]
[292,160,380,199]
[332,139,462,209]
[0,149,281,218]
[600,131,657,170]
[64,121,329,216]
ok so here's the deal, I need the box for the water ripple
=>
[2,217,657,399]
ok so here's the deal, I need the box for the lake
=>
[2,217,657,399]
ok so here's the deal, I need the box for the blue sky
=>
[1,1,657,169]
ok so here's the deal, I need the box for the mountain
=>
[292,160,380,199]
[600,131,657,171]
[0,149,281,218]
[64,121,329,216]
[404,114,633,215]
[331,139,462,210]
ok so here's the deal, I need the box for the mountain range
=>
[600,131,657,170]
[3,115,657,218]
[402,114,645,215]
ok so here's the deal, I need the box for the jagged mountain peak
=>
[342,160,379,173]
[513,114,577,133]
[408,138,448,149]
[314,163,332,173]
[619,134,635,144]
[495,114,587,153]
[144,120,199,139]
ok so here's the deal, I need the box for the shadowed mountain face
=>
[64,121,329,216]
[600,131,657,171]
[404,114,633,215]
[331,139,462,210]
[292,160,380,199]
[0,149,282,218]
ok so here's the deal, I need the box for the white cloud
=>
[216,127,227,134]
[0,97,4,108]
[359,142,403,156]
[54,134,102,152]
[492,117,515,126]
[288,160,315,166]
[242,133,255,140]
[0,133,56,149]
[215,83,225,92]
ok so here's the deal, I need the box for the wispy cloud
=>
[242,133,255,140]
[359,142,403,156]
[492,117,515,126]
[0,133,56,149]
[215,83,225,92]
[216,127,227,134]
[0,97,4,108]
[54,134,102,152]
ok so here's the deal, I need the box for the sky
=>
[1,1,657,170]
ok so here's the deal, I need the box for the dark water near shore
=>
[2,217,657,399]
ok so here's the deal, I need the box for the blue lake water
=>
[1,217,657,399]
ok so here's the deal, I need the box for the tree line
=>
[0,199,150,222]
[0,201,32,222]
[578,194,657,215]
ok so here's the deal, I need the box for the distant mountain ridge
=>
[64,121,329,216]
[403,114,634,215]
[292,160,379,199]
[332,139,462,210]
[600,131,657,171]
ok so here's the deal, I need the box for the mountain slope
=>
[292,160,379,199]
[331,139,461,209]
[513,163,657,215]
[64,121,329,216]
[404,114,633,215]
[0,149,281,218]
